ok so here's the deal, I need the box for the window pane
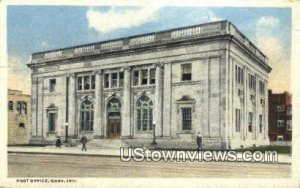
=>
[150,68,155,84]
[119,72,124,87]
[84,76,90,90]
[141,70,148,85]
[182,64,192,81]
[133,71,139,86]
[182,108,192,130]
[77,77,82,90]
[91,75,95,89]
[111,73,118,88]
[104,74,109,88]
[137,109,141,131]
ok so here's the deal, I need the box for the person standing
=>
[55,136,62,148]
[80,136,88,151]
[196,132,202,151]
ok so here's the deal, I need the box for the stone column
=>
[94,70,103,138]
[121,67,132,138]
[155,63,163,137]
[37,77,44,137]
[68,73,76,137]
[31,76,38,136]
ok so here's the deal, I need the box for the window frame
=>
[181,63,192,81]
[181,107,192,130]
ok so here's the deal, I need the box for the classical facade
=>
[27,20,271,149]
[8,89,31,145]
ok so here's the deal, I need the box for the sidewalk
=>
[7,146,292,164]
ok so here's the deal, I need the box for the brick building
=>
[8,89,31,145]
[27,20,271,149]
[268,90,292,143]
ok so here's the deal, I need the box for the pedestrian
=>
[80,136,88,151]
[55,136,62,148]
[196,132,202,151]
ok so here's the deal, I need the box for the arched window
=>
[136,95,153,131]
[80,99,94,132]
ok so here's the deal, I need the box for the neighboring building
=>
[27,20,271,149]
[268,90,292,145]
[8,89,31,145]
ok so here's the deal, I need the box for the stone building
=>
[8,89,31,145]
[268,90,292,145]
[27,20,271,149]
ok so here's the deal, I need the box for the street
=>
[8,153,291,178]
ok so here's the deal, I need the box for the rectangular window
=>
[259,80,265,95]
[150,68,155,84]
[181,64,192,81]
[84,76,90,90]
[277,120,285,128]
[276,105,285,112]
[17,101,22,114]
[142,108,148,131]
[21,102,27,114]
[248,74,256,90]
[235,65,244,85]
[133,70,139,86]
[111,73,118,88]
[182,108,192,130]
[77,77,83,90]
[19,123,25,128]
[104,74,110,88]
[248,112,253,132]
[287,120,292,131]
[119,72,124,87]
[259,115,263,133]
[91,75,95,90]
[49,79,56,92]
[235,109,241,132]
[286,106,292,115]
[8,101,13,111]
[141,70,148,85]
[48,113,56,132]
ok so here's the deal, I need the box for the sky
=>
[7,6,291,94]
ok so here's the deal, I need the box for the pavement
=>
[7,145,292,164]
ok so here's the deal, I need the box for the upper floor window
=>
[111,73,118,88]
[150,68,156,84]
[277,120,285,128]
[133,71,139,86]
[49,79,56,92]
[248,74,256,90]
[235,65,244,85]
[287,120,292,131]
[276,105,285,112]
[104,74,110,88]
[119,72,124,87]
[8,101,13,111]
[259,80,265,95]
[181,63,192,81]
[132,68,156,86]
[141,70,148,85]
[17,101,27,114]
[286,106,292,115]
[77,75,95,91]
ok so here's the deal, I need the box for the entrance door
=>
[107,118,121,139]
[107,97,122,139]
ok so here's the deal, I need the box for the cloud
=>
[86,7,161,33]
[257,16,279,28]
[253,16,290,93]
[8,56,31,95]
[41,41,50,49]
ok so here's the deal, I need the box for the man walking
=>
[196,132,202,151]
[80,136,88,151]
